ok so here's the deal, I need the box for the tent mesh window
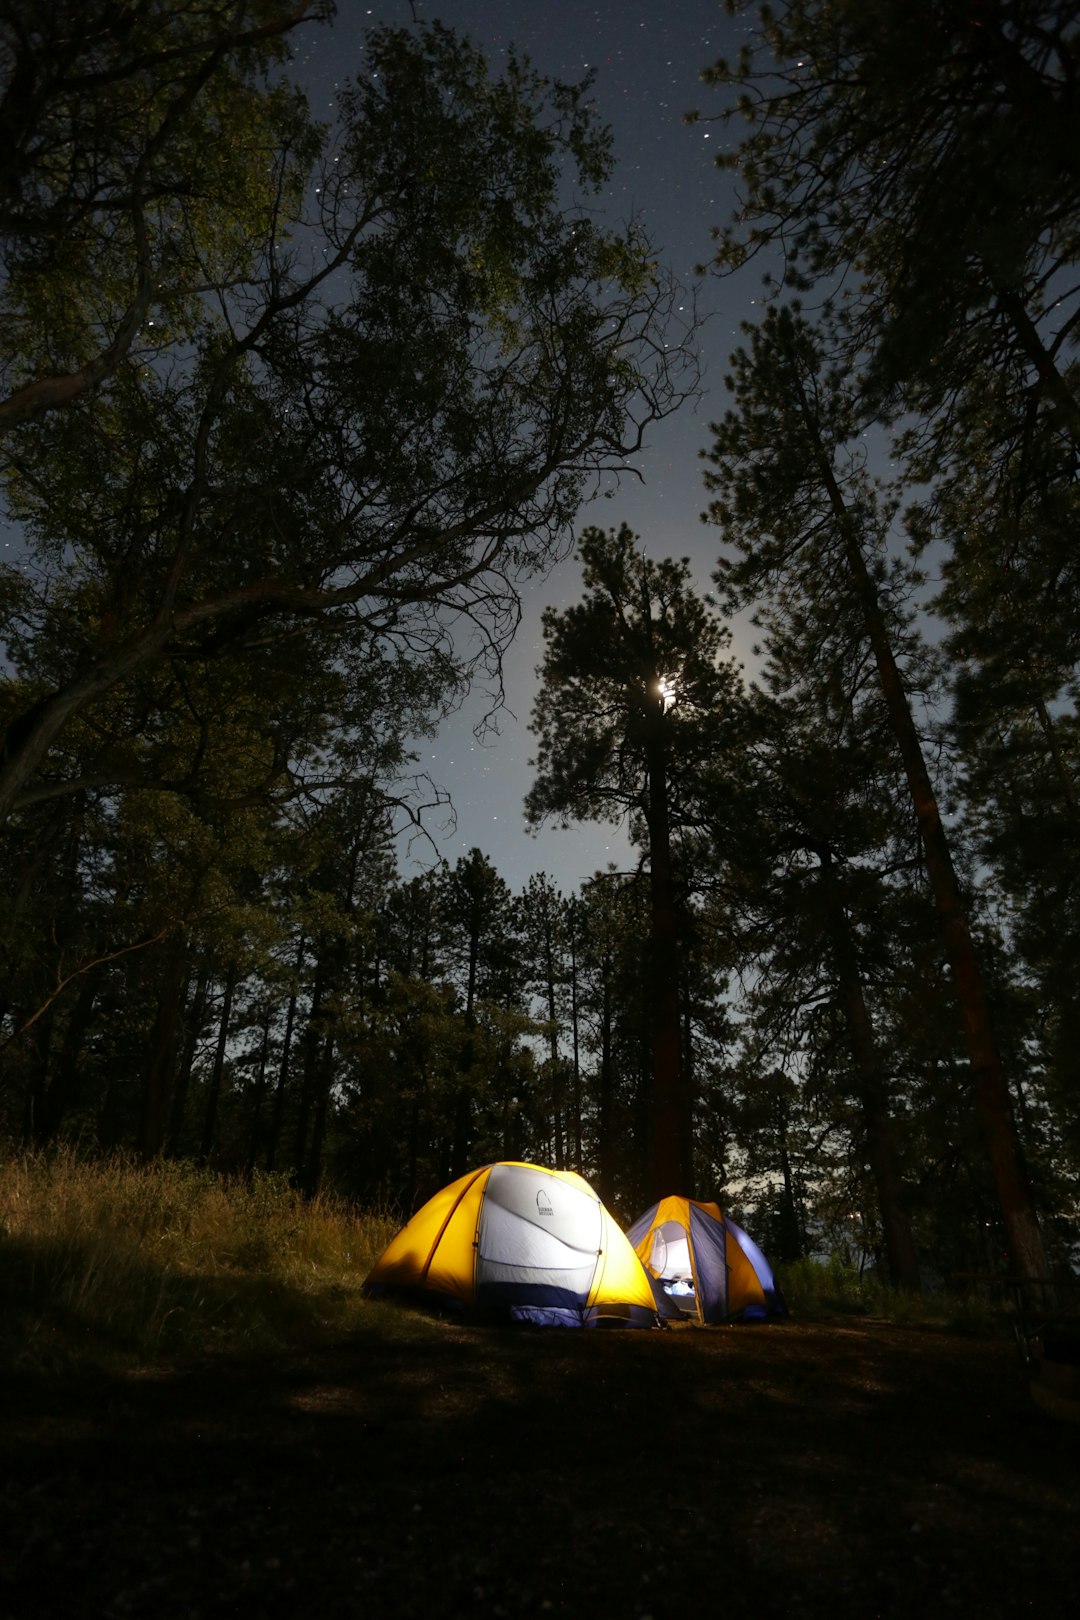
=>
[648,1221,698,1313]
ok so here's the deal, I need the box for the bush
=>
[777,1254,1003,1334]
[779,1254,885,1317]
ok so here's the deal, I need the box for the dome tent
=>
[364,1161,661,1327]
[626,1196,787,1325]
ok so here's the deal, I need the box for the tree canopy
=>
[0,7,693,825]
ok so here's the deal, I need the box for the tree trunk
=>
[818,850,921,1291]
[448,1082,473,1181]
[138,936,187,1161]
[301,1029,335,1200]
[449,901,481,1179]
[199,963,237,1165]
[680,968,697,1193]
[596,962,616,1208]
[245,1008,272,1182]
[805,400,1050,1291]
[20,1001,56,1146]
[994,285,1080,454]
[293,951,328,1180]
[543,922,565,1170]
[772,1087,805,1263]
[568,901,583,1171]
[266,935,304,1173]
[405,1089,422,1214]
[39,972,99,1143]
[166,966,209,1156]
[643,714,692,1199]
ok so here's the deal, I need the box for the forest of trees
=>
[1,1,1078,1293]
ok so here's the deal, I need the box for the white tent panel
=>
[477,1164,602,1293]
[648,1221,694,1281]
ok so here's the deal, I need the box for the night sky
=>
[297,0,762,891]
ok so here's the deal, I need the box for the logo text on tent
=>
[536,1190,554,1217]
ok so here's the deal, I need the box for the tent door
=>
[648,1221,698,1315]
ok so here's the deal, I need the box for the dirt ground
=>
[2,1313,1078,1619]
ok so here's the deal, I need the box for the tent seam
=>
[418,1165,489,1285]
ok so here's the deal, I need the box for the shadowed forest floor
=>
[3,1315,1077,1618]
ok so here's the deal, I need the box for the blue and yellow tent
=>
[364,1161,661,1327]
[627,1196,787,1324]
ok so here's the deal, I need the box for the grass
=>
[779,1252,1005,1334]
[1,1150,1012,1376]
[0,1147,403,1372]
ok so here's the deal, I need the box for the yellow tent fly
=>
[364,1161,661,1327]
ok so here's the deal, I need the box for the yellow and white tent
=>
[364,1161,660,1327]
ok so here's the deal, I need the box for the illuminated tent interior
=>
[627,1196,787,1325]
[364,1161,661,1327]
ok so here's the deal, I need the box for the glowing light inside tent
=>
[648,1221,693,1281]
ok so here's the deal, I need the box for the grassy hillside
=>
[0,1148,402,1371]
[1,1149,1007,1378]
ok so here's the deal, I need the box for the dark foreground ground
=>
[2,1313,1077,1620]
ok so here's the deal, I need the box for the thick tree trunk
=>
[808,422,1050,1291]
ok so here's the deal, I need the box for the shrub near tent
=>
[627,1196,787,1325]
[363,1162,661,1327]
